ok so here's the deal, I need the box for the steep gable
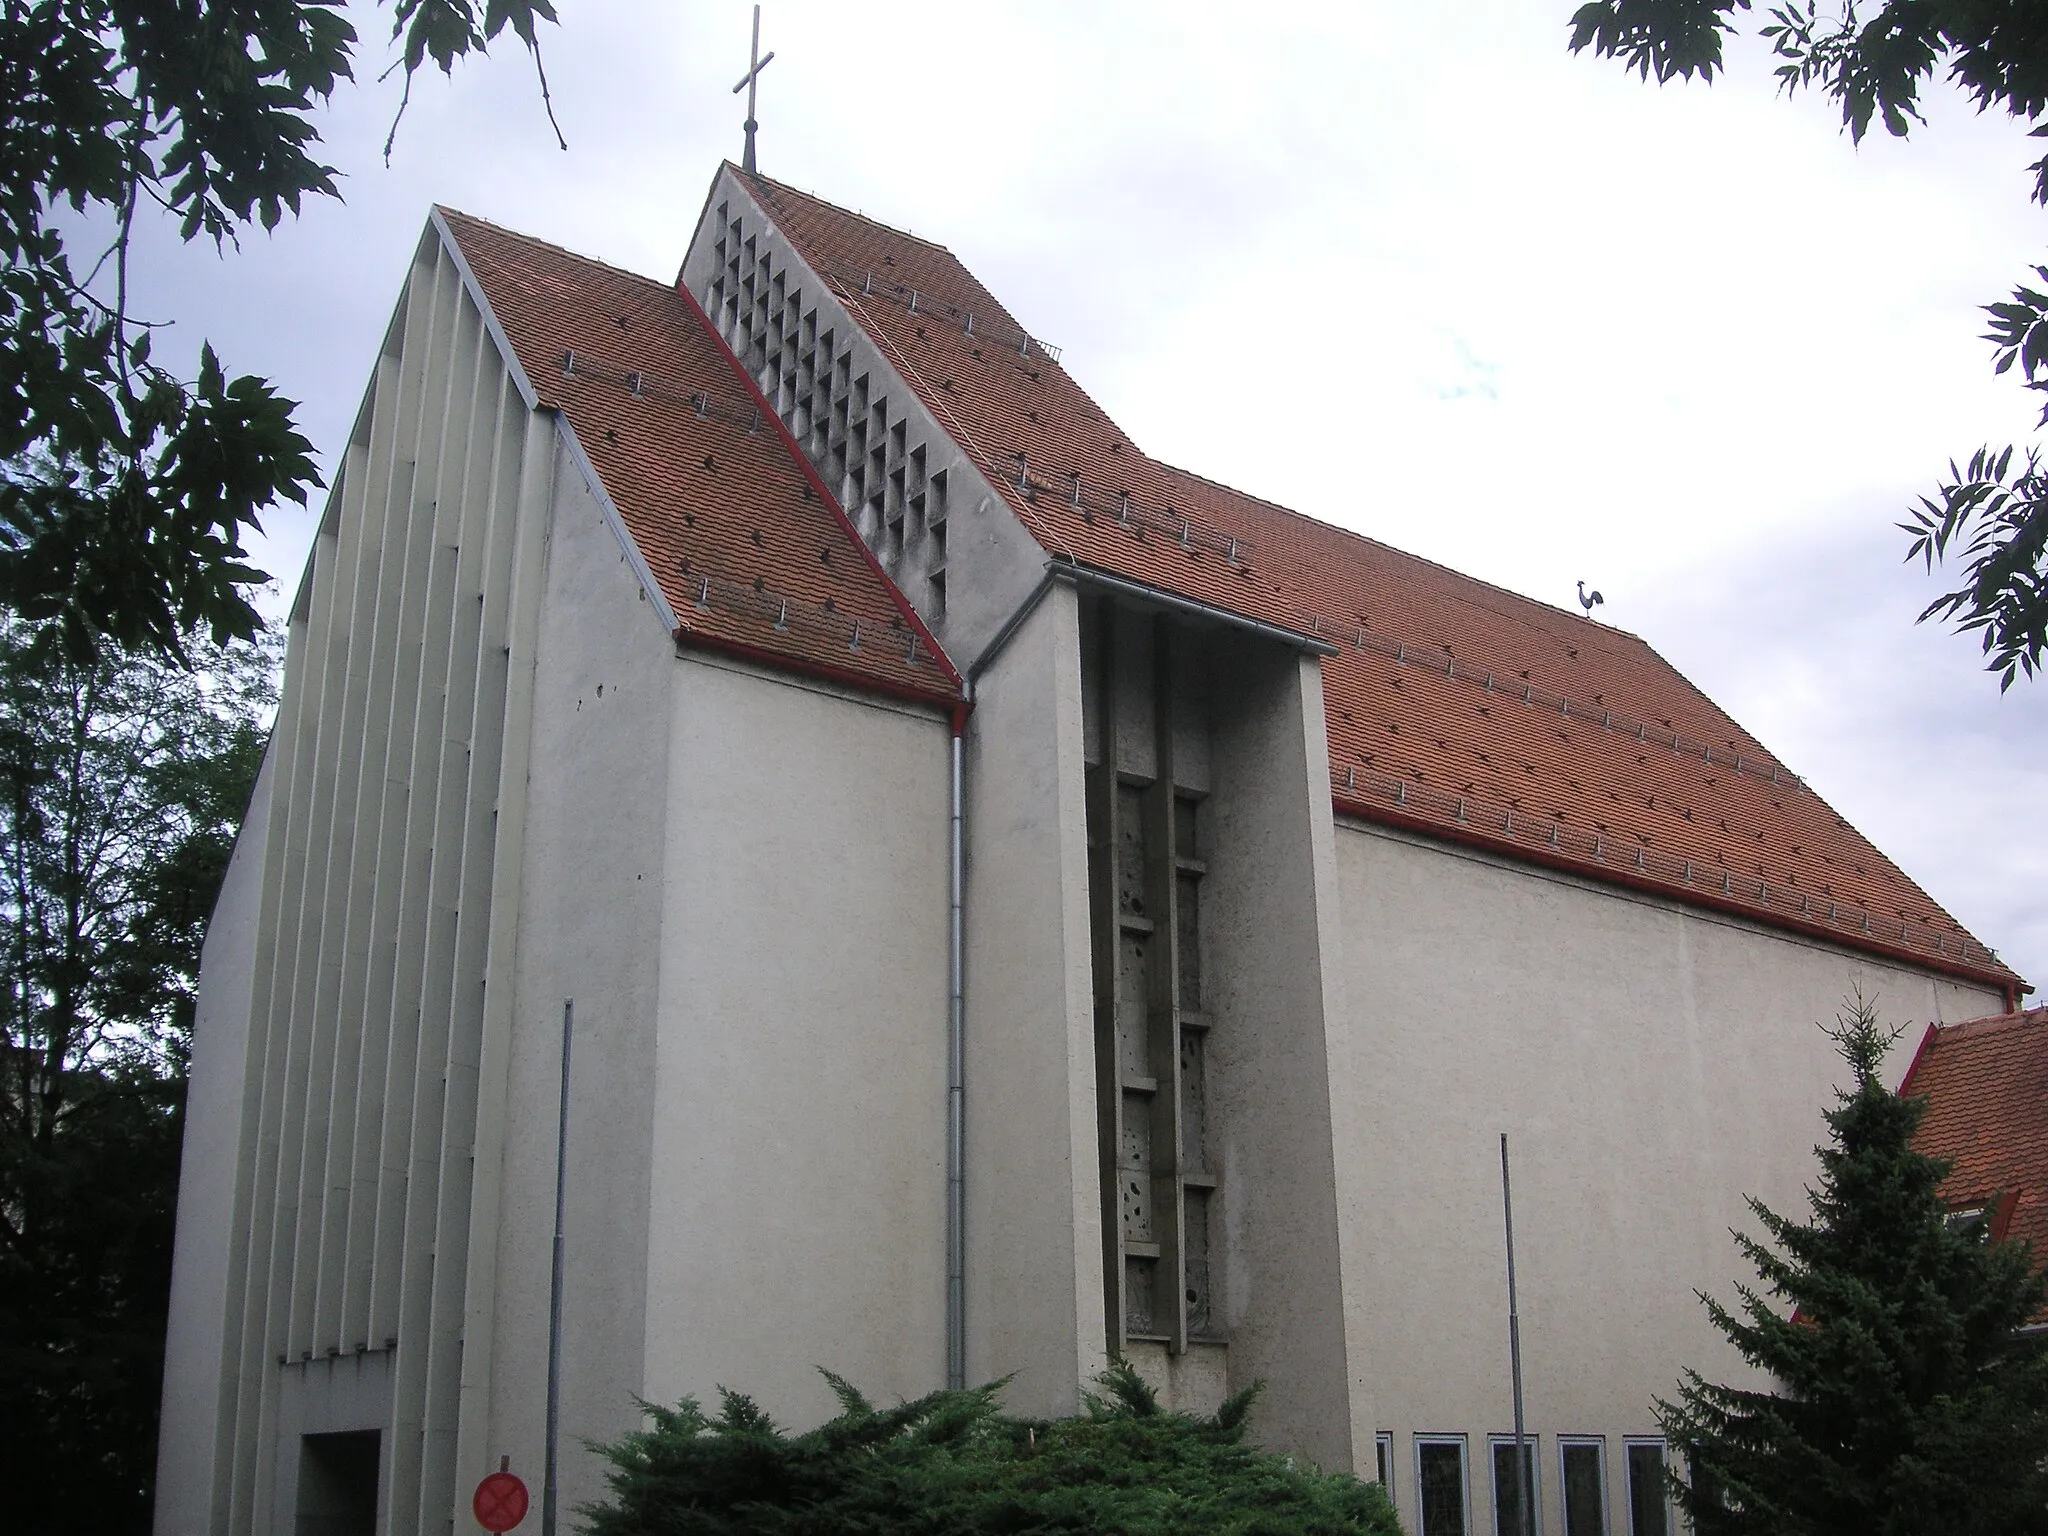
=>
[735,172,2018,995]
[439,208,960,710]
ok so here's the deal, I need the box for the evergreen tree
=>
[584,1360,1402,1536]
[0,615,277,1533]
[1658,995,2048,1536]
[2,1,561,664]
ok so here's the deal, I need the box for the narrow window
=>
[1491,1437,1539,1536]
[1558,1438,1605,1536]
[1376,1432,1396,1500]
[1625,1440,1668,1536]
[1417,1436,1469,1536]
[1685,1445,1729,1521]
[1182,1185,1213,1333]
[1944,1203,1990,1238]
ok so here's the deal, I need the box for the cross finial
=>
[732,5,775,175]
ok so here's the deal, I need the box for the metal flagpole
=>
[1500,1133,1532,1536]
[543,1000,574,1536]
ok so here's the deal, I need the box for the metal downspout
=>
[945,569,1059,1391]
[941,567,1080,1390]
[946,723,966,1390]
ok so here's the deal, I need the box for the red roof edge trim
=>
[1898,1021,1942,1096]
[674,627,960,716]
[1332,792,2016,992]
[670,274,964,694]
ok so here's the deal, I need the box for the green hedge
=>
[584,1360,1402,1535]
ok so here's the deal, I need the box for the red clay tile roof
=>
[438,208,960,709]
[1904,1007,2048,1297]
[738,171,2018,993]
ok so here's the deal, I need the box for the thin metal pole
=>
[945,730,967,1389]
[731,6,775,174]
[742,7,760,172]
[543,1000,574,1536]
[1501,1133,1531,1536]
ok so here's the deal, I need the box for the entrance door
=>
[295,1430,380,1536]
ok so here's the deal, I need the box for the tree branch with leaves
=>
[1570,0,2048,687]
[0,0,561,664]
[0,613,279,1533]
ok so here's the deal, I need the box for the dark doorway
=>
[296,1430,380,1536]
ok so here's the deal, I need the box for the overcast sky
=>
[114,0,2046,993]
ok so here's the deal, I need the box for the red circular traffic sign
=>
[472,1470,530,1532]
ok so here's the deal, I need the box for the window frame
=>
[1376,1431,1397,1503]
[1489,1434,1542,1536]
[1623,1437,1671,1536]
[1414,1433,1472,1536]
[1556,1435,1606,1536]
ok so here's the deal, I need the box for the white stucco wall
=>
[156,742,278,1534]
[1330,818,2005,1534]
[480,439,677,1515]
[640,653,951,1429]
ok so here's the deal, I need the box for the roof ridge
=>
[436,205,674,294]
[1151,456,1654,654]
[1147,458,1798,772]
[734,166,955,256]
[1934,1005,2048,1041]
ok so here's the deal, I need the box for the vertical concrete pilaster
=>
[1204,644,1366,1472]
[961,581,1107,1413]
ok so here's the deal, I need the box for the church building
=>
[155,163,2024,1536]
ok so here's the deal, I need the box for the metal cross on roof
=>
[732,5,775,175]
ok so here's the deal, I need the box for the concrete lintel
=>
[1051,561,1338,658]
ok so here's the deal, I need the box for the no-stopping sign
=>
[472,1469,530,1532]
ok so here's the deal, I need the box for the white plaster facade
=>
[156,175,2017,1536]
[1328,821,2001,1532]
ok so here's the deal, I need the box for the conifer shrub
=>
[583,1359,1402,1535]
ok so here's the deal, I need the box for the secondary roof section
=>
[1905,1006,2048,1296]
